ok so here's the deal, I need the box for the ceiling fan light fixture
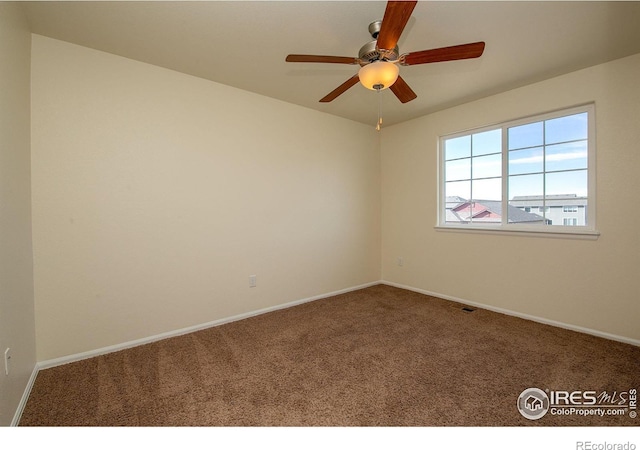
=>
[358,61,399,91]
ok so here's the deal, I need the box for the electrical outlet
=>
[397,257,404,267]
[249,275,257,288]
[4,348,11,376]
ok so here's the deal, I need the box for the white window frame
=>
[436,104,599,239]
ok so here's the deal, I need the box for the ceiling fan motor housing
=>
[359,21,400,65]
[358,40,399,65]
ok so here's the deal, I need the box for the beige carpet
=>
[20,285,640,426]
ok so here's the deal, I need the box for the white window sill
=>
[435,225,600,240]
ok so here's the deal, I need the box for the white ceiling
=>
[21,1,640,127]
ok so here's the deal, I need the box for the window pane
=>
[508,173,543,200]
[473,153,501,179]
[440,106,593,232]
[445,182,470,224]
[508,121,543,150]
[445,135,471,160]
[546,170,588,197]
[472,129,501,156]
[545,112,588,144]
[445,158,471,182]
[472,177,501,201]
[509,147,543,175]
[445,180,470,200]
[545,141,588,172]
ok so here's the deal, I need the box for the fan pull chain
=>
[375,84,383,131]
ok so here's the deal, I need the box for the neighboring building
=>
[445,197,547,224]
[509,194,588,226]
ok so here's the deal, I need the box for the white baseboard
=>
[33,278,640,370]
[36,281,381,370]
[11,364,39,426]
[381,280,640,347]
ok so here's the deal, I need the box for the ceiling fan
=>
[285,1,485,104]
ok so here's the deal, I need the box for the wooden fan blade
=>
[376,1,417,51]
[401,42,485,66]
[319,74,360,103]
[286,54,358,65]
[390,75,417,103]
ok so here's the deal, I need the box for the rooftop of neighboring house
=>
[445,197,547,223]
[509,194,587,207]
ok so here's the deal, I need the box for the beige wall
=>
[0,4,36,426]
[31,35,381,361]
[381,52,640,342]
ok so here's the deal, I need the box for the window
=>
[439,105,596,236]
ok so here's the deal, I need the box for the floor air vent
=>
[461,307,476,313]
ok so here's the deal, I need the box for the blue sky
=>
[444,112,588,201]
